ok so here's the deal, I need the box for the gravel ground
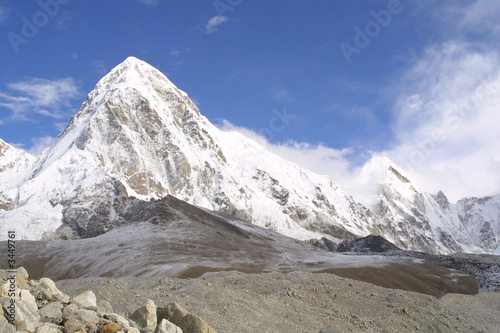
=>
[56,270,500,333]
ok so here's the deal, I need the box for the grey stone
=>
[71,290,97,309]
[0,282,18,299]
[34,278,70,303]
[62,303,79,318]
[0,314,15,333]
[97,300,114,314]
[17,267,29,280]
[20,289,38,311]
[159,302,216,333]
[38,302,63,325]
[35,323,64,333]
[127,328,141,333]
[16,319,37,332]
[104,313,131,331]
[129,299,157,331]
[16,271,30,289]
[64,318,86,333]
[0,298,41,326]
[65,308,102,332]
[155,318,183,333]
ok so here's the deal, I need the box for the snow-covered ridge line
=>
[0,57,498,254]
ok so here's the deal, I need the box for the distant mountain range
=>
[1,57,499,255]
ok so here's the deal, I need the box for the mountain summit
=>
[1,57,498,254]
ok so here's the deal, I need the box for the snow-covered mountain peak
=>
[0,139,34,189]
[94,56,181,96]
[1,57,498,255]
[358,156,412,186]
[349,155,417,208]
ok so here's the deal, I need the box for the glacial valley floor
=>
[56,270,500,333]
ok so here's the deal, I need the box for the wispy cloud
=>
[0,5,9,25]
[91,60,108,75]
[217,120,357,189]
[0,78,80,121]
[170,48,192,57]
[27,136,55,156]
[205,15,228,34]
[53,10,73,30]
[268,86,295,104]
[386,40,500,201]
[458,0,500,33]
[135,0,159,6]
[217,0,500,202]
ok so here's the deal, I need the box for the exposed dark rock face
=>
[337,235,401,253]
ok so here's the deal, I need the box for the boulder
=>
[97,300,114,314]
[20,289,38,311]
[71,290,97,310]
[33,278,70,303]
[65,308,102,332]
[159,302,216,333]
[17,267,29,280]
[129,299,157,331]
[63,303,80,318]
[35,323,64,333]
[0,314,15,333]
[64,318,86,333]
[0,298,41,326]
[101,322,122,333]
[16,272,30,289]
[38,302,63,325]
[155,318,183,333]
[104,313,131,330]
[127,328,141,333]
[16,319,37,332]
[0,282,18,299]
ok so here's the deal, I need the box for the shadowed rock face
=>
[0,196,480,298]
[337,235,401,253]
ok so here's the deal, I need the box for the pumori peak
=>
[0,57,498,255]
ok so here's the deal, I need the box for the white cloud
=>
[27,136,54,156]
[217,120,358,190]
[205,16,228,34]
[0,77,80,121]
[385,41,500,201]
[217,17,500,203]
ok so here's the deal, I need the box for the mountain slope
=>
[0,139,34,211]
[0,57,376,242]
[0,57,498,255]
[457,194,500,253]
[352,156,496,253]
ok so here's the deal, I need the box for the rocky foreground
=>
[2,267,500,333]
[1,267,216,333]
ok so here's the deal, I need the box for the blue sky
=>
[0,0,499,201]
